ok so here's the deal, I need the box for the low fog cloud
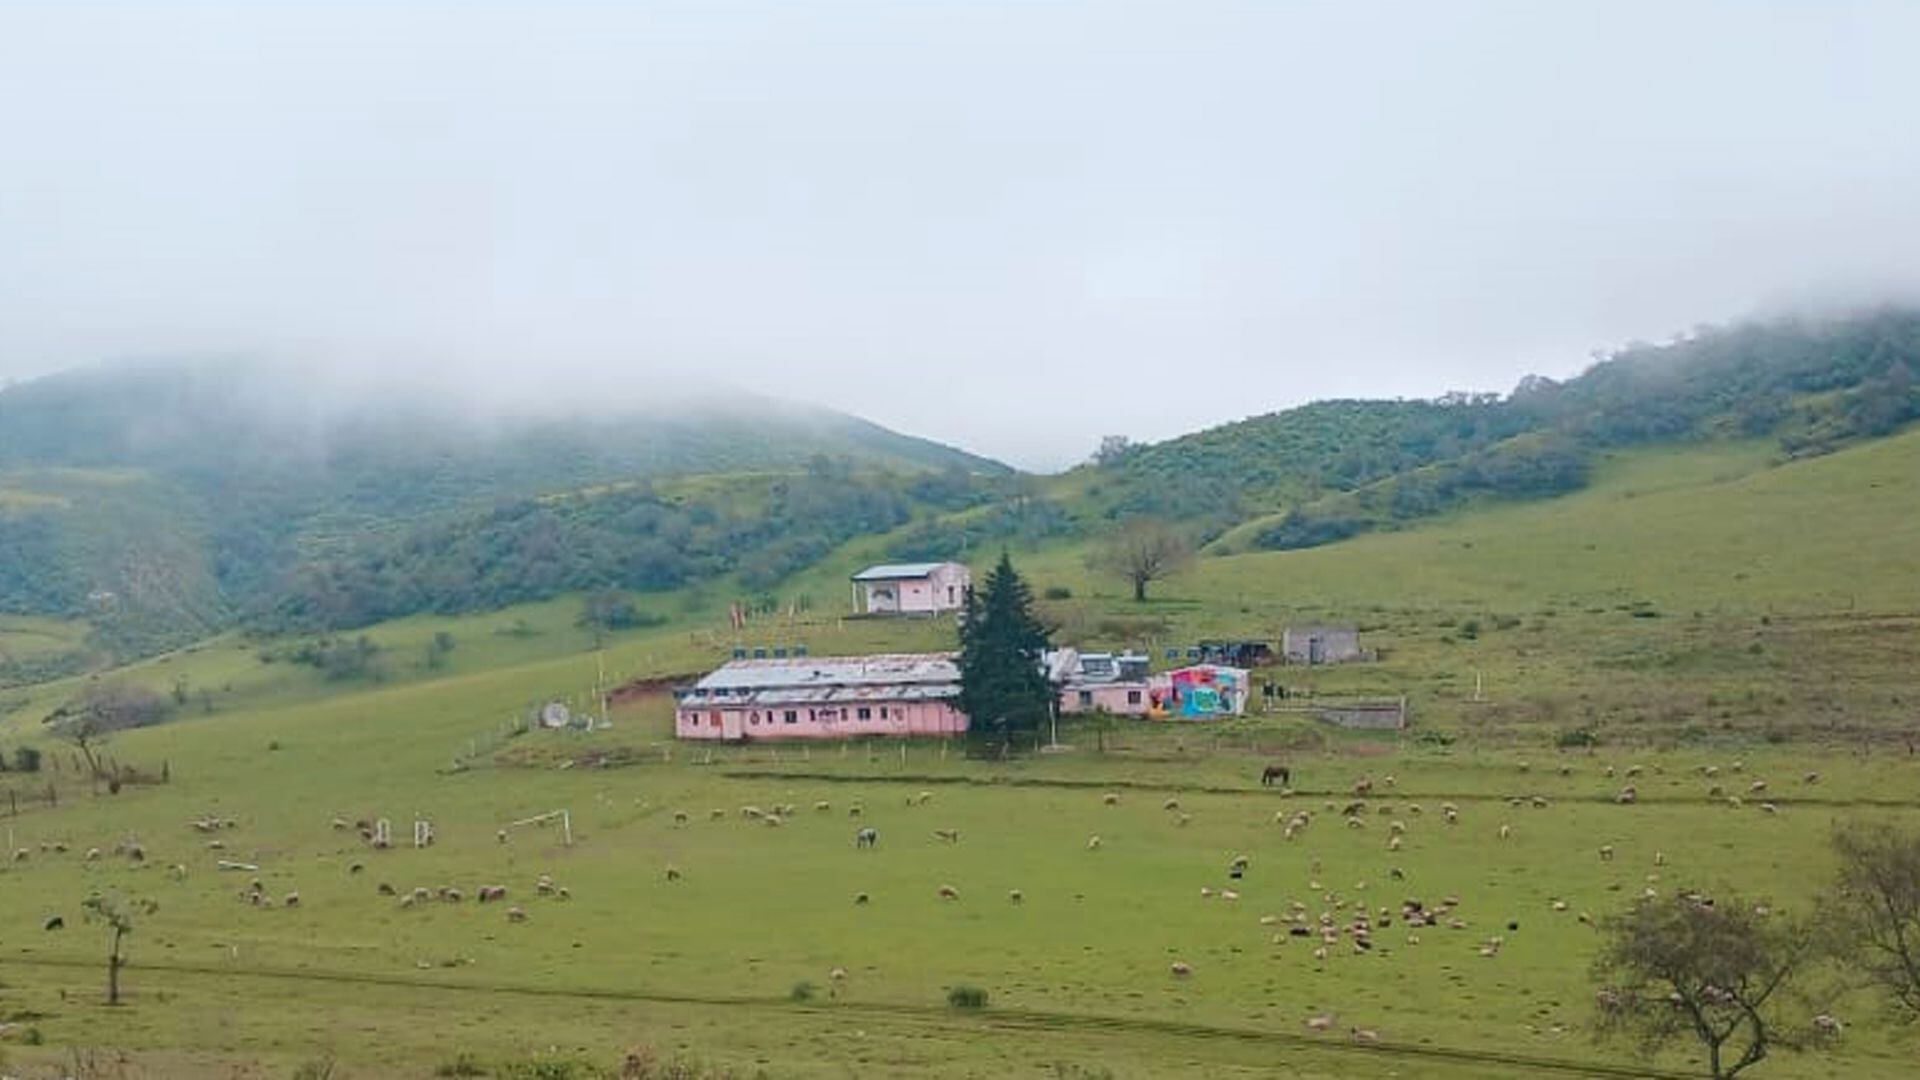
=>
[3,3,1918,469]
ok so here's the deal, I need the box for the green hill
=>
[0,360,1005,671]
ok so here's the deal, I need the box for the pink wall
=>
[676,699,967,740]
[1058,682,1154,716]
[861,564,970,614]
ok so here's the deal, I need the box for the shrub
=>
[436,1053,488,1077]
[1556,727,1601,748]
[12,746,40,772]
[946,984,989,1009]
[291,1057,339,1080]
[1043,585,1073,600]
[789,980,817,1002]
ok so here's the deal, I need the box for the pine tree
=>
[956,552,1056,748]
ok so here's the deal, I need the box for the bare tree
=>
[1827,821,1920,1017]
[1593,891,1816,1079]
[81,890,157,1005]
[44,682,168,780]
[1092,519,1193,602]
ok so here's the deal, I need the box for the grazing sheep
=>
[1351,1027,1380,1043]
[932,828,960,843]
[348,862,365,875]
[1750,780,1768,794]
[557,886,571,900]
[168,863,188,881]
[1102,792,1120,806]
[441,888,463,903]
[1176,813,1193,827]
[399,894,417,909]
[1654,851,1667,866]
[1731,760,1745,772]
[44,915,64,930]
[1163,797,1181,811]
[284,891,301,908]
[378,882,397,896]
[847,805,864,818]
[1086,835,1102,850]
[496,830,508,844]
[1387,836,1403,852]
[763,815,785,828]
[1008,889,1023,904]
[331,817,350,831]
[1305,1015,1334,1032]
[1220,889,1240,902]
[506,905,528,923]
[85,847,102,862]
[11,848,28,862]
[536,875,556,895]
[740,806,764,820]
[937,884,960,901]
[1616,786,1638,805]
[814,801,831,812]
[1353,777,1373,797]
[1760,802,1780,814]
[1498,824,1511,840]
[1312,946,1329,962]
[1624,765,1643,778]
[665,866,681,882]
[710,809,726,820]
[673,811,690,825]
[828,966,848,982]
[478,886,506,902]
[854,892,870,905]
[1200,887,1214,898]
[1599,845,1615,861]
[916,791,934,805]
[411,887,432,903]
[1813,1013,1842,1037]
[1169,961,1193,977]
[855,827,878,849]
[1552,900,1568,912]
[1803,771,1820,785]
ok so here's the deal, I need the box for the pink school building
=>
[674,653,967,741]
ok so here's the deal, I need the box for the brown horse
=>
[1261,764,1291,788]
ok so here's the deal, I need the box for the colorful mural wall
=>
[1155,664,1249,719]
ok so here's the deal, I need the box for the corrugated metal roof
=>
[851,562,955,581]
[694,652,960,692]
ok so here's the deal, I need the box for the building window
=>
[750,712,760,725]
[857,706,872,720]
[1127,690,1142,705]
[880,706,890,719]
[1077,690,1093,707]
[784,710,798,724]
[710,711,722,724]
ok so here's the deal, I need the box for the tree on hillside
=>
[1593,891,1816,1079]
[81,889,157,1005]
[956,553,1055,748]
[1092,518,1193,602]
[45,682,169,779]
[1826,821,1920,1017]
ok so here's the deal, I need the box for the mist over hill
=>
[0,359,1005,669]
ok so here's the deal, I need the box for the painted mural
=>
[1156,664,1247,719]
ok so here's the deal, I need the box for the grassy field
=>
[1,432,1919,1076]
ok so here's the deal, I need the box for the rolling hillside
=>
[0,360,1005,672]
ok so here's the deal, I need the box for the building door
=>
[1308,637,1324,665]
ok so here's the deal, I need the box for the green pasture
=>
[1,664,1917,1077]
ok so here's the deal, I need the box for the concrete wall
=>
[676,699,967,740]
[1282,627,1365,664]
[1059,681,1153,716]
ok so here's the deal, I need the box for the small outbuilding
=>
[1282,624,1368,665]
[851,562,971,616]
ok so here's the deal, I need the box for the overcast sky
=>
[3,3,1918,469]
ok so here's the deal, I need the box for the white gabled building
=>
[850,561,971,615]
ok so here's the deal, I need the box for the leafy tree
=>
[1826,821,1920,1017]
[1091,519,1194,602]
[1593,892,1815,1079]
[81,890,158,1005]
[13,745,42,772]
[956,553,1055,747]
